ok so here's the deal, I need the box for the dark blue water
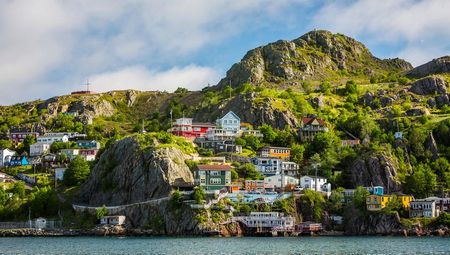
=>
[0,236,449,254]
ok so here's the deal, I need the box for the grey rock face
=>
[409,76,448,95]
[435,94,450,108]
[407,56,450,78]
[425,132,439,161]
[380,96,394,107]
[344,211,404,235]
[125,90,139,107]
[78,136,194,206]
[347,154,402,193]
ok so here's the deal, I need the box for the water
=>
[0,236,449,254]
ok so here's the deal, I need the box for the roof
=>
[261,146,291,150]
[219,111,240,121]
[192,122,215,127]
[301,175,327,180]
[302,117,326,126]
[196,164,232,171]
[77,140,99,143]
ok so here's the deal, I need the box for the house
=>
[194,164,232,191]
[41,153,57,167]
[239,124,264,138]
[168,118,215,140]
[299,175,331,194]
[76,140,101,149]
[34,218,47,230]
[9,126,42,144]
[410,200,439,218]
[299,117,328,142]
[341,131,360,147]
[54,167,67,181]
[37,133,69,144]
[341,186,384,203]
[29,143,50,157]
[216,111,240,134]
[259,147,291,160]
[194,138,242,153]
[264,174,299,190]
[366,186,384,196]
[236,212,295,231]
[9,155,29,166]
[244,180,266,192]
[251,157,282,176]
[0,149,15,167]
[228,181,243,193]
[79,149,98,161]
[281,161,300,177]
[366,194,413,211]
[60,148,80,160]
[205,129,237,141]
[100,215,126,225]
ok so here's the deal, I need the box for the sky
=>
[1,0,449,105]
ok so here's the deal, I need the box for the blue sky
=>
[1,0,449,105]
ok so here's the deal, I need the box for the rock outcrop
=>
[346,154,402,192]
[425,132,439,161]
[216,30,412,89]
[409,76,448,95]
[78,136,194,206]
[344,211,404,235]
[406,56,450,78]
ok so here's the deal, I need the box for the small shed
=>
[100,215,126,225]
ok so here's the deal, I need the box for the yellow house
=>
[366,194,414,211]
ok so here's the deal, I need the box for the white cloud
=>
[0,0,308,105]
[89,65,220,93]
[313,0,450,66]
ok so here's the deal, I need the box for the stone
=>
[435,94,450,108]
[409,76,448,95]
[380,96,394,107]
[406,108,430,116]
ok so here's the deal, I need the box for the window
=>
[210,171,220,176]
[210,178,221,184]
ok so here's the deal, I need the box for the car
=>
[294,186,303,192]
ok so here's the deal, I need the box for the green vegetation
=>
[64,156,91,186]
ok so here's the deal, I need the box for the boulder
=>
[409,76,448,95]
[435,94,450,108]
[380,96,394,107]
[427,98,436,108]
[406,108,429,116]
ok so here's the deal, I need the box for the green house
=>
[194,164,232,191]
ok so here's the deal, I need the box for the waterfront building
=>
[100,215,126,225]
[366,194,413,211]
[237,212,295,230]
[194,164,232,191]
[410,199,439,218]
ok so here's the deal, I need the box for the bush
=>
[64,156,91,186]
[193,186,205,204]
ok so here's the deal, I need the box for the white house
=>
[0,149,15,167]
[100,215,126,225]
[281,161,299,177]
[29,143,50,157]
[60,148,80,160]
[216,111,240,134]
[54,167,67,181]
[252,157,282,175]
[37,133,69,144]
[300,175,331,194]
[410,199,439,218]
[264,174,299,190]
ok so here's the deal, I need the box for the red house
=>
[168,118,214,140]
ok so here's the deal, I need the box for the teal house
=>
[76,140,101,149]
[194,164,232,191]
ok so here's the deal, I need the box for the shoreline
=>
[1,228,449,238]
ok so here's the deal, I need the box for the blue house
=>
[9,156,29,166]
[76,140,100,149]
[366,186,384,196]
[216,111,240,134]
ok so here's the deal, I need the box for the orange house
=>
[259,147,291,160]
[244,180,265,192]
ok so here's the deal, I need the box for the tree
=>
[10,181,26,199]
[64,156,91,186]
[320,81,332,94]
[170,190,183,209]
[291,144,305,164]
[259,124,277,144]
[96,205,108,219]
[223,85,233,98]
[328,187,345,213]
[405,164,437,198]
[28,186,59,217]
[236,163,262,180]
[345,80,358,94]
[302,81,313,94]
[353,186,369,209]
[299,190,325,221]
[193,186,205,204]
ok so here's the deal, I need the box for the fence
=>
[0,220,62,229]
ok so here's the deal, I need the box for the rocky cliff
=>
[78,135,194,206]
[216,30,412,89]
[194,92,299,129]
[406,56,450,78]
[345,153,403,192]
[344,210,405,235]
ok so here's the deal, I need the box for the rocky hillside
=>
[215,30,412,89]
[78,134,194,206]
[407,56,450,78]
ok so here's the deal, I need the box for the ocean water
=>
[0,236,449,255]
